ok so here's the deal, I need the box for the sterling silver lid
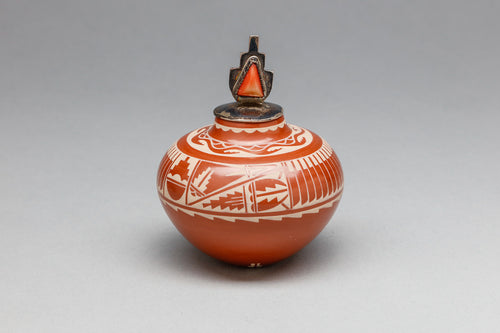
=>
[213,36,283,122]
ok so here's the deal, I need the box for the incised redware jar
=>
[157,36,343,267]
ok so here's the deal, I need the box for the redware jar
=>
[157,36,343,267]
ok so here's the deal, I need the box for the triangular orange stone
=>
[237,64,264,97]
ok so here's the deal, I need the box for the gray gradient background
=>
[1,0,499,332]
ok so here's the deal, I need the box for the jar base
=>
[163,202,340,267]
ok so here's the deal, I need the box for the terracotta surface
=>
[157,116,343,266]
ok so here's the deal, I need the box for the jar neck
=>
[207,116,293,143]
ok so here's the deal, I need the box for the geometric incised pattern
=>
[213,119,286,133]
[188,124,311,157]
[157,140,344,223]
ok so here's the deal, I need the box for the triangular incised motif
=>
[237,64,264,97]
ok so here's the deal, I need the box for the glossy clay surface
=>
[157,116,343,266]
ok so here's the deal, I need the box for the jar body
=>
[157,116,343,266]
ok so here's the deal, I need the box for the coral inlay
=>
[237,64,264,97]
